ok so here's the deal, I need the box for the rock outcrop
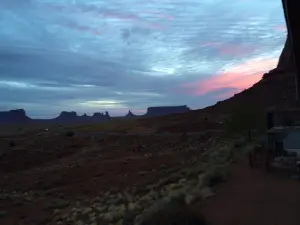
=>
[105,111,111,120]
[0,109,30,124]
[125,110,136,118]
[264,35,295,78]
[92,112,105,119]
[145,105,190,117]
[55,111,78,122]
[277,35,294,72]
[54,111,111,123]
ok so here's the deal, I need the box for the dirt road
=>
[201,159,300,225]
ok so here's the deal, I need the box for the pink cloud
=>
[219,45,256,56]
[141,10,174,21]
[132,109,147,115]
[200,42,220,47]
[212,89,239,100]
[200,42,256,56]
[48,3,167,31]
[50,3,141,22]
[66,22,102,36]
[274,25,287,32]
[181,57,278,96]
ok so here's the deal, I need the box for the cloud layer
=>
[0,0,286,118]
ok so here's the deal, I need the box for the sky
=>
[0,0,287,118]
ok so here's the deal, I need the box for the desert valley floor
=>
[1,121,300,225]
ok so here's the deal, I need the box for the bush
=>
[139,202,207,225]
[65,131,75,137]
[225,103,266,140]
[9,140,15,147]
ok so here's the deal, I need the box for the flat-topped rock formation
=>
[145,105,190,117]
[54,111,78,122]
[92,112,105,119]
[0,109,30,124]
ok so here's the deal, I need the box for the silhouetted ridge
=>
[0,109,30,124]
[200,34,298,115]
[264,36,294,78]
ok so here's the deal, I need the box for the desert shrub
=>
[47,198,70,209]
[140,202,207,225]
[0,210,8,218]
[9,140,15,147]
[65,131,75,137]
[225,103,266,140]
[205,167,229,187]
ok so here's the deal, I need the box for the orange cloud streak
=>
[182,57,278,96]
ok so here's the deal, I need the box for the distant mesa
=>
[0,109,30,124]
[0,105,191,125]
[145,105,190,117]
[55,111,78,122]
[124,106,190,119]
[93,112,105,118]
[54,111,111,123]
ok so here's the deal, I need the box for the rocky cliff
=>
[277,35,294,72]
[264,36,294,78]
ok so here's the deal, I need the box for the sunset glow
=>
[182,57,278,96]
[0,0,287,117]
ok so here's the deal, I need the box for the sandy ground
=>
[1,127,300,225]
[0,131,216,225]
[201,158,300,225]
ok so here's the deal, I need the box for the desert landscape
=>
[3,0,300,224]
[1,36,300,225]
[0,125,232,225]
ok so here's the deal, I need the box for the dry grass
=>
[72,119,159,134]
[48,138,254,225]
